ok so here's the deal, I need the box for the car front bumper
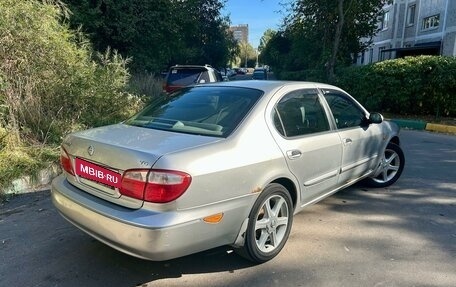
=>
[51,175,247,261]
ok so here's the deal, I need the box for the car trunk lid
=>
[62,123,221,209]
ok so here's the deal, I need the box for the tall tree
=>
[258,29,277,53]
[170,0,235,68]
[63,0,235,72]
[64,0,179,72]
[280,0,390,81]
[238,41,256,68]
[261,32,291,70]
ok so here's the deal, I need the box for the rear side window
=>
[125,86,263,137]
[273,89,330,137]
[167,68,205,86]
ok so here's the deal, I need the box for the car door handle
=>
[286,150,302,159]
[343,138,353,145]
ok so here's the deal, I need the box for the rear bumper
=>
[51,175,246,261]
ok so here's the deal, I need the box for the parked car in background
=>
[222,68,236,78]
[52,81,404,264]
[235,68,246,74]
[232,68,242,75]
[163,64,223,93]
[252,68,268,80]
[219,67,237,79]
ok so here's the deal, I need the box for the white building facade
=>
[357,0,456,65]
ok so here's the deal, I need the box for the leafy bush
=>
[0,0,143,195]
[128,73,165,100]
[278,69,326,82]
[336,56,456,117]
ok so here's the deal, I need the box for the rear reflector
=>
[120,169,191,203]
[203,213,224,224]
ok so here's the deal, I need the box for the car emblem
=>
[87,145,94,156]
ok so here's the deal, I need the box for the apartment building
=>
[358,0,456,65]
[230,24,249,43]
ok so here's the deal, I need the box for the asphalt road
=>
[1,130,455,287]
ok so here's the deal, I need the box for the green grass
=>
[0,144,59,200]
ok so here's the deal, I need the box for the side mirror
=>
[369,112,383,124]
[199,79,206,84]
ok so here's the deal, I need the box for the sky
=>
[222,0,290,48]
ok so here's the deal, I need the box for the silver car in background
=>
[52,81,404,263]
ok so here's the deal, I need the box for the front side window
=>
[125,86,263,137]
[323,91,366,129]
[273,89,330,137]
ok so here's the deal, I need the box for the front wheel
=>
[236,183,293,263]
[364,142,405,188]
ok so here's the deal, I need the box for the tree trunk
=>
[327,0,345,83]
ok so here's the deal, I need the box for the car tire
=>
[236,183,293,263]
[364,142,405,188]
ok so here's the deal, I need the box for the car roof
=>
[170,65,213,70]
[199,80,344,95]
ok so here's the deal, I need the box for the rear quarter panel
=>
[152,95,298,212]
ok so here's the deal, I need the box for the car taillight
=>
[120,169,191,203]
[60,147,74,175]
[119,170,148,200]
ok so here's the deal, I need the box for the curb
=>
[425,123,456,134]
[390,119,455,134]
[3,165,61,195]
[390,119,427,130]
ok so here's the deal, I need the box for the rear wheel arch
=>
[235,182,294,263]
[389,136,400,146]
[271,177,297,210]
[232,177,297,250]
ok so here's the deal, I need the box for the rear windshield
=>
[167,68,205,86]
[125,86,263,137]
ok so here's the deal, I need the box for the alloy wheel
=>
[254,194,290,253]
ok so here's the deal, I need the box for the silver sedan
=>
[52,81,405,263]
